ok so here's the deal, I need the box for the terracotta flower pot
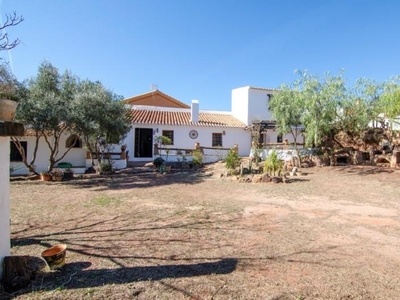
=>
[41,174,52,181]
[0,99,18,121]
[41,244,67,270]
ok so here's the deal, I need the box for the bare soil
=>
[3,163,400,299]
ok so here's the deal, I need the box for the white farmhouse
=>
[10,86,302,174]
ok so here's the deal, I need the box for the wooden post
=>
[233,144,239,153]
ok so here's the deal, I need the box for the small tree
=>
[25,61,79,172]
[264,150,283,177]
[71,80,131,167]
[154,135,172,161]
[224,148,241,169]
[269,82,304,155]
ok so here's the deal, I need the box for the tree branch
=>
[0,12,24,51]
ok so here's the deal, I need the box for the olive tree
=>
[70,80,131,167]
[14,61,79,173]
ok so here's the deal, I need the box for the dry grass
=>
[3,163,400,299]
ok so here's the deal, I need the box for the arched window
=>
[66,135,82,148]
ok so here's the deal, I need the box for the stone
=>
[252,175,262,183]
[246,175,254,182]
[271,176,283,183]
[261,173,272,183]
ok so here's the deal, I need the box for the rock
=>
[144,162,154,168]
[246,175,253,182]
[252,175,262,183]
[262,173,272,183]
[271,176,283,183]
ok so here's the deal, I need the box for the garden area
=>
[2,162,400,299]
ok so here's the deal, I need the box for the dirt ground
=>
[2,163,400,299]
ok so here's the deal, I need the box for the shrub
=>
[153,157,165,168]
[192,148,203,165]
[264,150,283,176]
[100,161,113,172]
[224,149,241,169]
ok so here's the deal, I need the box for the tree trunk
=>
[2,256,34,292]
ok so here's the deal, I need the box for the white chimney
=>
[191,100,199,123]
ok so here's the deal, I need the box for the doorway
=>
[134,128,153,158]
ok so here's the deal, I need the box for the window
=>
[277,134,283,143]
[66,135,82,148]
[162,130,174,145]
[260,133,266,144]
[10,141,27,162]
[212,133,223,147]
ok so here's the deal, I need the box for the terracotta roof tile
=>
[129,108,246,128]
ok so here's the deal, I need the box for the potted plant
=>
[51,168,64,181]
[0,62,24,122]
[40,171,52,181]
[153,157,165,170]
[63,168,73,180]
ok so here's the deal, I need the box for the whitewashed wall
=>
[10,133,87,175]
[261,129,303,144]
[247,88,273,124]
[125,124,251,162]
[231,87,250,125]
[231,86,274,126]
[0,137,11,279]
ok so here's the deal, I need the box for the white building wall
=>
[247,88,273,124]
[127,125,251,162]
[10,134,87,175]
[0,137,11,279]
[231,87,250,125]
[262,130,302,144]
[232,87,274,126]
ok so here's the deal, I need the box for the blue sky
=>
[1,0,400,111]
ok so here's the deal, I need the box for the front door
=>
[134,128,153,158]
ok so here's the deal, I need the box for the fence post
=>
[233,144,239,153]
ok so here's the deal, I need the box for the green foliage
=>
[99,161,113,172]
[377,77,400,128]
[0,62,25,101]
[224,149,241,169]
[263,150,283,176]
[90,195,121,207]
[192,148,203,165]
[153,157,165,168]
[269,83,303,141]
[71,80,131,160]
[270,70,388,152]
[252,147,263,164]
[14,61,79,172]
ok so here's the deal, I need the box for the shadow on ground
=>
[1,258,237,299]
[11,168,211,191]
[335,165,396,176]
